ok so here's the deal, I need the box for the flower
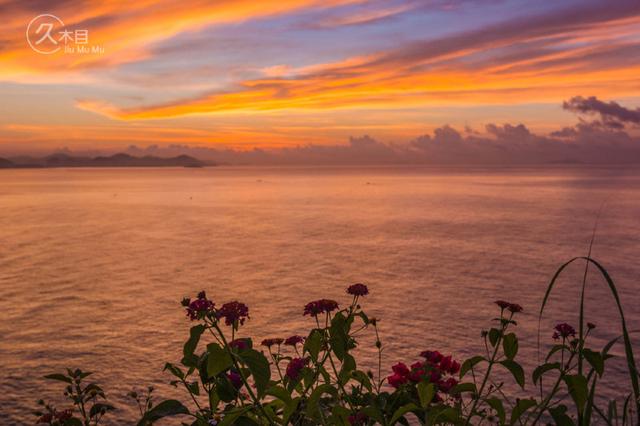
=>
[438,377,458,393]
[286,357,308,380]
[348,412,368,425]
[229,339,250,351]
[409,362,426,383]
[227,371,243,389]
[303,299,339,317]
[392,362,410,376]
[37,413,53,424]
[587,322,596,330]
[218,301,249,326]
[261,338,284,348]
[387,372,408,388]
[185,292,215,321]
[420,350,443,364]
[553,323,576,340]
[284,335,305,346]
[347,283,369,296]
[55,409,73,421]
[495,300,522,313]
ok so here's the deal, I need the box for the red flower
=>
[387,372,408,388]
[284,335,305,346]
[227,371,243,389]
[229,339,250,350]
[185,292,215,321]
[218,301,249,326]
[392,362,410,376]
[587,322,596,330]
[495,300,522,313]
[37,413,53,424]
[553,323,576,340]
[303,299,339,316]
[347,283,369,296]
[55,409,73,421]
[420,350,443,364]
[438,377,458,393]
[348,412,368,425]
[409,362,426,383]
[261,338,284,348]
[286,357,308,380]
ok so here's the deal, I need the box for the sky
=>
[1,0,640,163]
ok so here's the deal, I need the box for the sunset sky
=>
[1,0,640,159]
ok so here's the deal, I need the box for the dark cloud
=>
[563,96,640,129]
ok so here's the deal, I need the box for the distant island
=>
[0,153,211,168]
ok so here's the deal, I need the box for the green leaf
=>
[548,405,575,426]
[583,349,604,377]
[265,385,292,406]
[486,397,505,425]
[182,324,205,367]
[164,362,185,380]
[500,360,525,388]
[338,354,356,385]
[330,312,349,361]
[563,374,589,413]
[206,343,233,378]
[238,349,271,397]
[489,328,501,347]
[532,362,561,385]
[351,370,372,392]
[545,344,570,362]
[89,403,114,418]
[503,333,518,360]
[390,403,418,424]
[218,407,252,426]
[451,382,477,396]
[304,329,323,361]
[509,398,536,425]
[306,383,338,420]
[460,356,485,378]
[43,373,72,383]
[417,382,435,408]
[137,400,190,425]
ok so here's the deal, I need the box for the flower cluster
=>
[229,338,250,351]
[347,411,369,425]
[261,338,284,348]
[226,371,243,389]
[218,301,249,326]
[37,409,73,424]
[494,300,523,313]
[553,322,576,340]
[388,351,460,401]
[284,335,305,346]
[303,299,339,317]
[347,283,369,297]
[183,291,215,321]
[286,357,308,380]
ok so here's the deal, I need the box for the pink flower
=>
[347,283,369,296]
[553,323,576,340]
[286,357,308,380]
[261,338,284,348]
[218,301,249,326]
[495,300,523,313]
[284,335,305,346]
[303,299,339,317]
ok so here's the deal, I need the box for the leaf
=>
[43,373,72,383]
[238,349,271,397]
[489,328,501,347]
[503,333,518,360]
[564,374,589,413]
[532,362,561,385]
[218,407,252,426]
[546,344,571,362]
[460,356,485,378]
[206,343,232,378]
[330,312,349,361]
[164,362,185,380]
[451,382,477,396]
[390,403,418,425]
[417,382,435,408]
[509,398,536,425]
[137,399,190,425]
[499,360,525,388]
[485,397,505,425]
[583,349,604,377]
[338,354,356,385]
[182,324,205,367]
[351,370,372,392]
[306,383,338,419]
[304,329,323,361]
[89,403,114,418]
[265,385,292,406]
[548,405,574,426]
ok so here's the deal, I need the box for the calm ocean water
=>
[1,166,639,424]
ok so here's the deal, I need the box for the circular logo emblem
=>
[26,14,65,54]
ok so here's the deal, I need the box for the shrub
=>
[35,259,639,425]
